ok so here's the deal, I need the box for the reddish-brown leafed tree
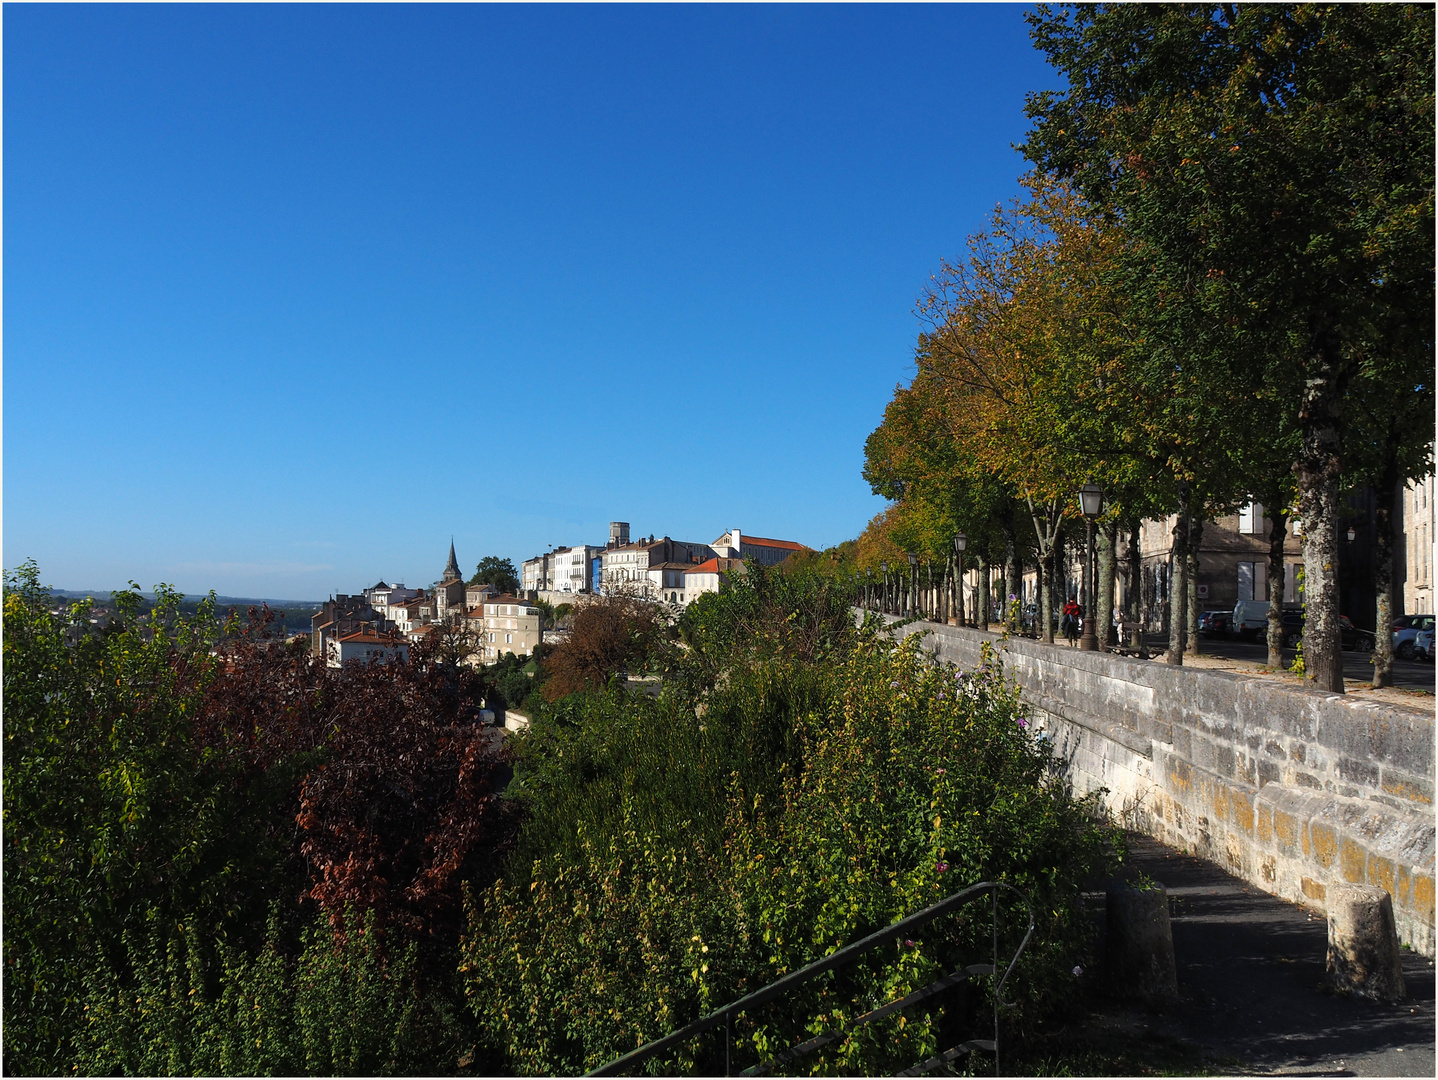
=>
[540,593,667,700]
[198,609,509,944]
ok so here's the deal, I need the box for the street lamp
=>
[1078,484,1105,651]
[953,533,967,627]
[1346,525,1357,542]
[881,561,890,614]
[906,552,918,617]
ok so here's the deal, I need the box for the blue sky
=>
[3,3,1058,600]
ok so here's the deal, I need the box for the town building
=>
[598,534,716,598]
[326,629,410,668]
[472,594,542,661]
[684,557,747,604]
[435,541,467,622]
[522,544,602,598]
[712,529,810,567]
[1399,468,1435,615]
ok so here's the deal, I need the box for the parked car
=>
[1280,612,1375,651]
[1413,627,1434,662]
[1339,615,1375,652]
[1197,610,1232,637]
[1232,599,1271,637]
[1393,615,1434,660]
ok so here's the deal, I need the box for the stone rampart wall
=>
[872,614,1436,956]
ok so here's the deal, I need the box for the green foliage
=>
[4,563,499,1075]
[461,625,1115,1075]
[75,907,467,1076]
[469,556,520,594]
[676,561,860,687]
[3,561,249,1073]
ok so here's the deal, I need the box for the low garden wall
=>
[872,614,1436,956]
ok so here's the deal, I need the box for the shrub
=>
[461,627,1114,1074]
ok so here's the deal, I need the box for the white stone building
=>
[712,529,810,567]
[327,630,410,669]
[471,594,543,661]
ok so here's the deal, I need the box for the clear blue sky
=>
[4,3,1058,601]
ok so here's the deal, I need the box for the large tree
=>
[469,555,520,594]
[1023,3,1435,690]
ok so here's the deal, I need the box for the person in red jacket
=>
[1061,596,1083,646]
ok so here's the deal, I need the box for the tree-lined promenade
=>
[850,4,1433,694]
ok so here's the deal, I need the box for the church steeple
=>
[442,539,462,584]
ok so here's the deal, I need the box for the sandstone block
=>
[1106,882,1179,1005]
[1326,884,1406,1002]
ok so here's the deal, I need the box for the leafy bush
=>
[3,564,503,1074]
[461,626,1114,1074]
[75,907,469,1076]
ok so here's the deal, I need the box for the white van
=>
[1233,600,1271,636]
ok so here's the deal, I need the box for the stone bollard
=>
[1326,884,1406,1002]
[1106,882,1179,1005]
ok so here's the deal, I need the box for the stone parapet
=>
[868,613,1436,956]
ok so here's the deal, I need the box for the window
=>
[505,633,512,644]
[1237,561,1267,601]
[1238,501,1263,534]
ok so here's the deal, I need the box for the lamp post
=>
[906,552,918,617]
[881,561,890,614]
[953,533,967,627]
[1078,484,1105,651]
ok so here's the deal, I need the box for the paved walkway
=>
[1088,834,1435,1076]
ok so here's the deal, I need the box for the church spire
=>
[442,538,462,583]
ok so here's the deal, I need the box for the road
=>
[1163,632,1436,693]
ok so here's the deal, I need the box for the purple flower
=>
[1017,717,1029,729]
[936,861,949,873]
[1072,965,1084,977]
[904,939,916,948]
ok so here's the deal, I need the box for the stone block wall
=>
[873,615,1436,956]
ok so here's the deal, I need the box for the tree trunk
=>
[1005,525,1021,633]
[1266,506,1290,669]
[1098,519,1117,649]
[1186,517,1204,656]
[1039,548,1054,644]
[1371,474,1399,689]
[1296,336,1347,693]
[975,556,989,630]
[1126,520,1143,647]
[1166,494,1190,665]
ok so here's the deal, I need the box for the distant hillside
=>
[49,588,323,618]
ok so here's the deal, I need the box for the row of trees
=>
[858,4,1432,691]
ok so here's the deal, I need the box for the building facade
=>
[712,529,810,567]
[471,594,542,661]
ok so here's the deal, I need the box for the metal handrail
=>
[587,880,1035,1077]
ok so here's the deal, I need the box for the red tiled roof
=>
[485,594,530,607]
[739,535,808,551]
[337,631,401,645]
[686,557,744,575]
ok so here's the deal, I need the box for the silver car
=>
[1393,615,1434,660]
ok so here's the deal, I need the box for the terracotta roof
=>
[485,594,532,607]
[337,631,401,645]
[687,558,744,575]
[738,535,808,551]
